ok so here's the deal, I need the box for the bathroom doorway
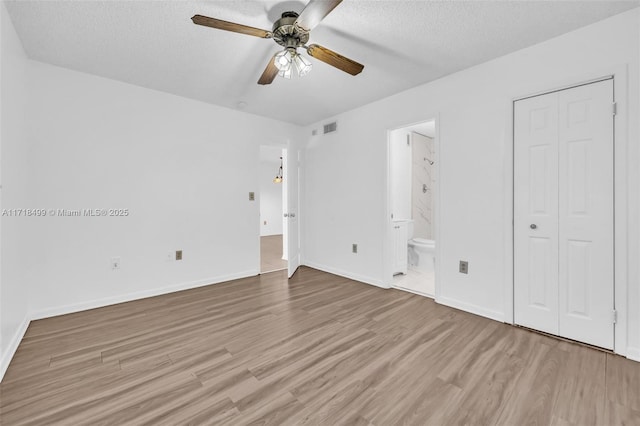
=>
[259,146,288,273]
[386,118,439,298]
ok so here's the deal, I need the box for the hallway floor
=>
[260,234,287,273]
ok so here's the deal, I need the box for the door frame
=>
[384,115,441,297]
[285,142,301,278]
[506,66,630,356]
[257,144,288,274]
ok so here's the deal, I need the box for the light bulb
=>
[293,53,312,77]
[274,50,292,71]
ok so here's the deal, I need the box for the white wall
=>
[24,61,299,318]
[259,156,284,236]
[0,2,31,378]
[302,9,639,355]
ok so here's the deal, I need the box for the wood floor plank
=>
[493,342,563,425]
[606,352,640,412]
[551,345,607,425]
[1,266,639,425]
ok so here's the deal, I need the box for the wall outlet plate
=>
[352,244,358,254]
[111,257,121,270]
[459,260,469,274]
[176,250,183,261]
[249,192,255,201]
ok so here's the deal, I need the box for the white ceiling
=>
[6,0,638,125]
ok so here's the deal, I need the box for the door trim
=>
[514,75,613,102]
[506,66,630,356]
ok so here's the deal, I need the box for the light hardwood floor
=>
[1,267,639,425]
[260,234,288,273]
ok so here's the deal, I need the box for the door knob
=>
[284,213,289,217]
[290,213,296,218]
[530,224,537,229]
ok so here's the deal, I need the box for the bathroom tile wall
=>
[411,133,434,239]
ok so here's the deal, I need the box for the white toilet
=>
[407,221,435,274]
[408,238,436,273]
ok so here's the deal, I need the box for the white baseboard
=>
[303,261,389,289]
[0,316,30,382]
[30,270,259,320]
[436,295,506,323]
[627,347,640,362]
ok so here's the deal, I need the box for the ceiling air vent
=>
[323,122,337,134]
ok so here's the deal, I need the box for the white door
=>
[285,145,300,278]
[514,79,614,349]
[514,92,560,336]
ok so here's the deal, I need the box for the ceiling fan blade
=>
[306,44,364,76]
[295,0,343,32]
[191,15,272,39]
[258,54,280,85]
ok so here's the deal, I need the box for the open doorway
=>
[387,118,438,298]
[259,146,288,273]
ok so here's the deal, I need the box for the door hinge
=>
[612,102,617,116]
[612,309,618,324]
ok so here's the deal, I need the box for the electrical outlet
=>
[459,260,469,274]
[111,257,121,270]
[249,192,255,201]
[352,244,358,254]
[176,250,183,261]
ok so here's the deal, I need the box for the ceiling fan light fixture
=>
[293,53,312,76]
[278,67,292,79]
[193,0,365,86]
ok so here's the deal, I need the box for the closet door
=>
[514,91,560,335]
[514,79,614,350]
[558,80,614,349]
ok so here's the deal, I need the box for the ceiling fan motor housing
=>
[272,11,309,48]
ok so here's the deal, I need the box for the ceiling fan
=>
[191,0,364,85]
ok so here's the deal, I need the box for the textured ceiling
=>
[6,0,639,125]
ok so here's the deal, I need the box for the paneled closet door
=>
[514,79,614,350]
[514,91,560,336]
[558,80,614,349]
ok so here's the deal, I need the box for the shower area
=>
[389,120,437,297]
